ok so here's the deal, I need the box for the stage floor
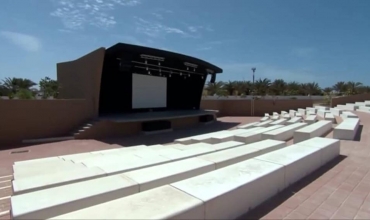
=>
[99,110,218,123]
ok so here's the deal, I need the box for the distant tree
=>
[1,77,36,96]
[15,89,34,99]
[39,77,60,98]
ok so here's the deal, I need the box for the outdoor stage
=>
[75,110,218,139]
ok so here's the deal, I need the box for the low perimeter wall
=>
[331,93,370,107]
[0,99,93,146]
[200,99,314,116]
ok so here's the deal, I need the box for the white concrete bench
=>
[14,157,64,167]
[306,110,316,115]
[297,108,306,115]
[358,106,370,111]
[315,106,329,111]
[281,111,288,115]
[355,102,370,107]
[271,115,279,120]
[11,158,215,220]
[282,114,291,119]
[317,109,331,118]
[336,104,357,111]
[293,121,332,143]
[170,159,285,219]
[345,103,359,110]
[12,167,106,195]
[49,157,284,220]
[295,137,340,166]
[286,116,302,124]
[208,128,262,144]
[198,139,286,169]
[234,125,284,144]
[260,116,270,122]
[340,111,358,119]
[190,131,231,144]
[365,100,370,105]
[289,110,297,117]
[273,112,279,116]
[330,108,343,116]
[254,119,273,127]
[296,113,303,117]
[255,143,319,188]
[264,113,270,117]
[306,107,317,113]
[14,140,284,220]
[333,118,360,140]
[48,185,205,220]
[269,119,287,126]
[261,122,307,141]
[237,122,259,129]
[208,141,245,151]
[305,115,317,124]
[13,161,87,180]
[174,131,225,144]
[324,113,335,123]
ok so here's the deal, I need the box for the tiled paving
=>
[0,113,369,219]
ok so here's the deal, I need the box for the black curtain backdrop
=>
[99,46,214,116]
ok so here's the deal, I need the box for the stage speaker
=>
[199,114,214,123]
[210,73,216,83]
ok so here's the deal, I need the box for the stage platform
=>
[75,110,218,139]
[99,110,218,123]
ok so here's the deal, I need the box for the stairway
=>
[70,119,100,137]
[22,119,100,145]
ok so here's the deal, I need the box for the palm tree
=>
[2,77,36,95]
[346,81,362,95]
[332,81,347,95]
[205,81,224,96]
[302,82,321,96]
[323,87,333,95]
[285,81,301,95]
[254,78,271,96]
[269,79,287,95]
[223,81,236,96]
[234,80,252,96]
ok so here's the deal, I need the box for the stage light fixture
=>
[188,74,190,77]
[158,62,161,66]
[187,67,189,70]
[180,72,182,76]
[148,71,151,75]
[145,60,147,64]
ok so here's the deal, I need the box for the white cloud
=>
[151,12,163,19]
[0,31,41,52]
[50,0,140,30]
[134,17,188,38]
[196,46,213,51]
[219,62,324,83]
[291,47,316,58]
[187,25,214,33]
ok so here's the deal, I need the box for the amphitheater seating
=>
[333,118,360,140]
[281,111,288,115]
[293,121,332,143]
[11,140,284,219]
[296,113,303,117]
[45,137,340,220]
[234,125,284,144]
[336,104,357,111]
[260,116,270,122]
[271,115,279,120]
[255,119,273,127]
[306,107,317,113]
[269,118,287,126]
[297,108,306,115]
[289,110,297,117]
[286,116,301,124]
[305,114,317,124]
[340,111,358,119]
[206,128,262,144]
[317,109,331,118]
[237,122,259,129]
[324,113,335,123]
[315,106,329,111]
[261,122,307,141]
[330,108,342,116]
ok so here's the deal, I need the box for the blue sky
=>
[0,0,369,87]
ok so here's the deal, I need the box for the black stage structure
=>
[98,43,223,133]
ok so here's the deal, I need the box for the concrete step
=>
[22,136,75,145]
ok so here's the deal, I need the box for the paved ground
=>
[0,113,369,219]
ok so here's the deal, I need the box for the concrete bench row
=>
[44,137,340,220]
[11,139,287,219]
[333,118,360,140]
[294,121,333,143]
[12,141,249,195]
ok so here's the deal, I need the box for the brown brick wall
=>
[0,99,92,146]
[331,94,370,107]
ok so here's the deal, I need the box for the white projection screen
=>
[132,73,167,109]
